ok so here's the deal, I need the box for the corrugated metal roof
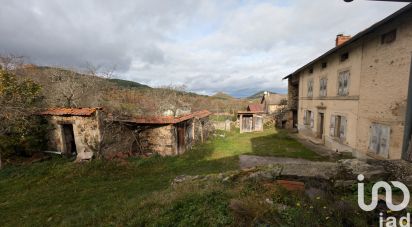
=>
[40,107,101,116]
[115,110,212,124]
[283,3,412,80]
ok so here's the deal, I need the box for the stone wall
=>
[194,117,214,142]
[45,111,103,160]
[356,14,412,159]
[212,120,231,131]
[139,124,177,156]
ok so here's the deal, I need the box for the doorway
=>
[177,123,186,154]
[292,110,298,128]
[318,113,325,139]
[61,124,77,156]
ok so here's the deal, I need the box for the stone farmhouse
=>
[260,92,287,114]
[40,108,213,160]
[284,4,412,160]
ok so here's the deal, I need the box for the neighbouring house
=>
[107,110,213,156]
[260,92,287,114]
[237,110,264,133]
[283,4,412,160]
[40,108,104,161]
[247,103,264,112]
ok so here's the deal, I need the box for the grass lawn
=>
[0,128,330,226]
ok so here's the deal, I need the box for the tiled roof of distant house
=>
[247,104,263,112]
[115,110,212,124]
[40,107,102,116]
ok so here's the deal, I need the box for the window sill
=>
[301,96,359,101]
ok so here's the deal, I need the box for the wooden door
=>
[318,113,324,139]
[177,123,185,154]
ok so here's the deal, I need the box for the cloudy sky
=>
[0,0,408,97]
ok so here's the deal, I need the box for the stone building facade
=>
[260,92,287,114]
[108,110,213,156]
[284,4,412,160]
[40,108,103,161]
[41,108,213,160]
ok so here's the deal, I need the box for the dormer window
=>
[381,29,396,44]
[340,52,349,62]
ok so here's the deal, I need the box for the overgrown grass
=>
[209,128,325,161]
[0,128,326,226]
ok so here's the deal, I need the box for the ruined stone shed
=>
[40,107,104,161]
[108,110,213,156]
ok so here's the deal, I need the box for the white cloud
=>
[0,0,408,97]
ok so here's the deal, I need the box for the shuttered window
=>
[303,110,312,126]
[330,114,347,142]
[307,79,313,97]
[369,123,390,158]
[338,71,350,96]
[320,78,327,97]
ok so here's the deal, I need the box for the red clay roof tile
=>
[40,108,101,116]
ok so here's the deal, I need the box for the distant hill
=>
[247,91,278,99]
[212,92,235,100]
[109,78,151,89]
[14,64,250,114]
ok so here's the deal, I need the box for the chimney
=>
[336,34,351,46]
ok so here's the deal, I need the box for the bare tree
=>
[0,54,24,72]
[42,65,114,108]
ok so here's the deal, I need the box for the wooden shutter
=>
[320,78,327,97]
[379,125,390,158]
[368,123,390,158]
[339,116,347,141]
[330,115,335,136]
[310,111,314,128]
[343,72,349,95]
[369,124,379,153]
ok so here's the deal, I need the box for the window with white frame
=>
[337,70,350,96]
[319,78,327,97]
[330,115,347,141]
[307,79,313,97]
